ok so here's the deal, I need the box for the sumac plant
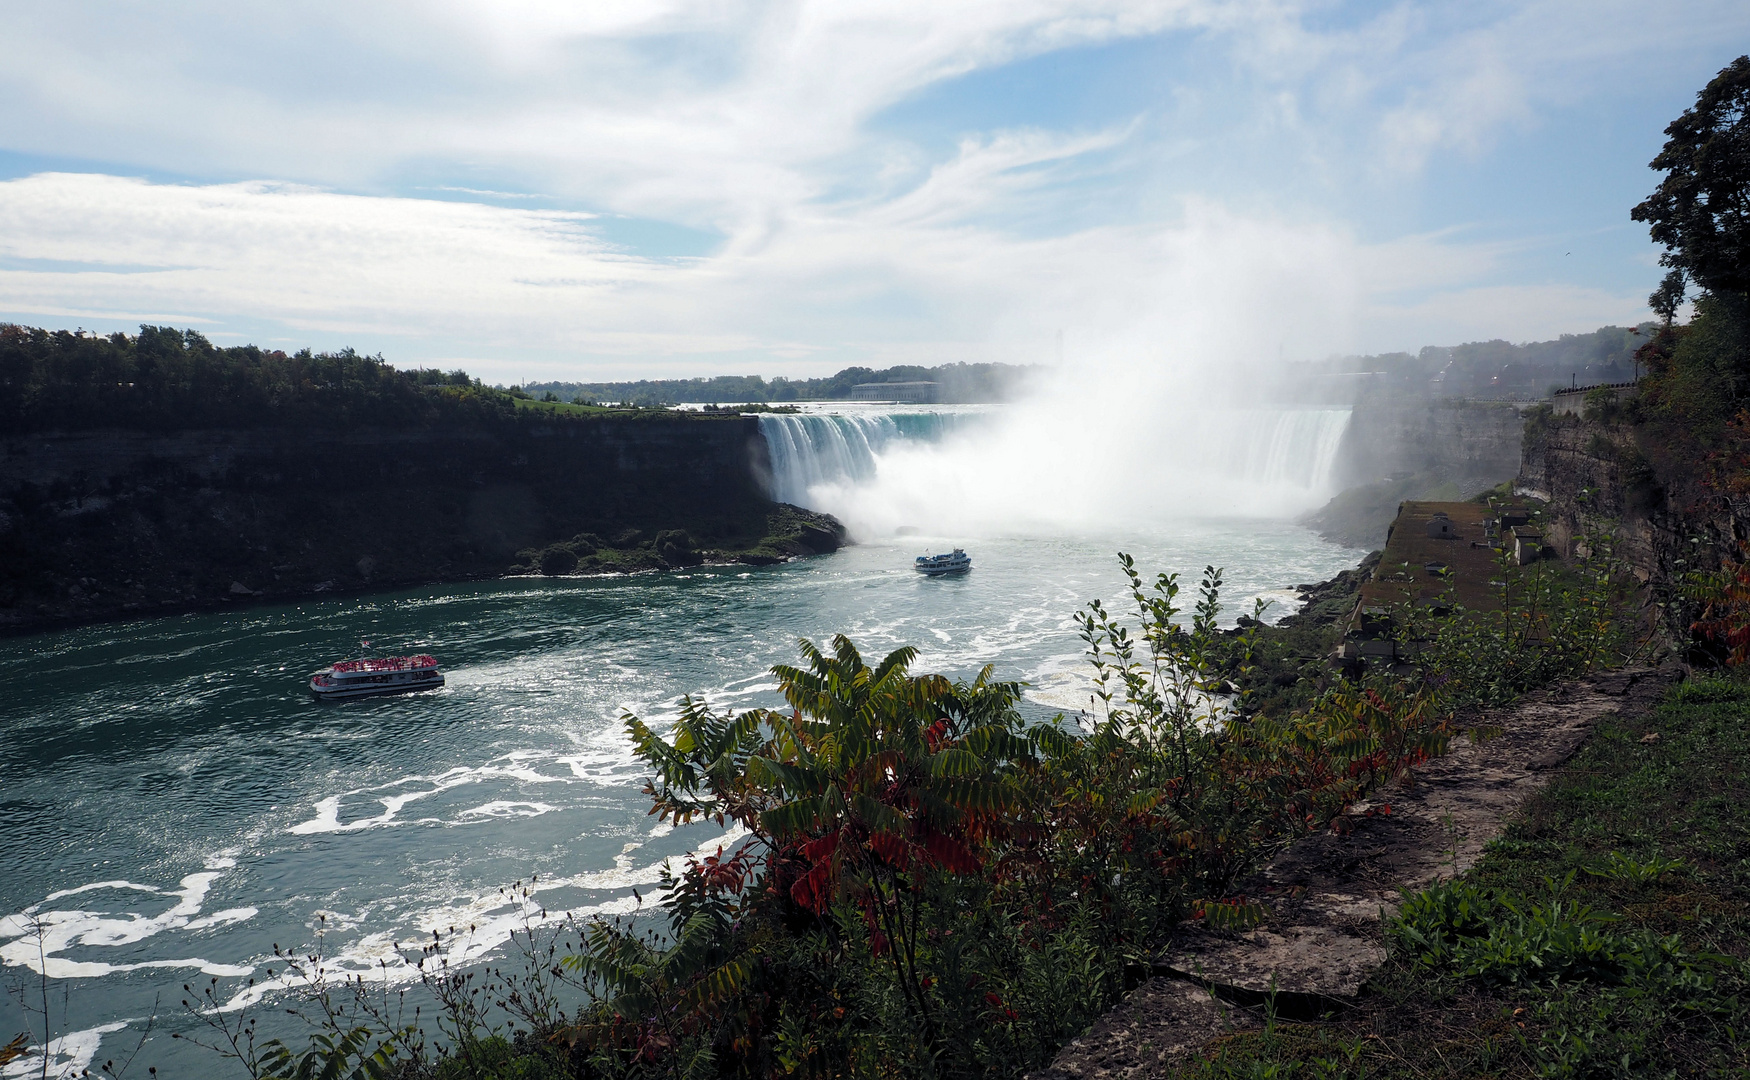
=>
[613,636,1048,1060]
[545,560,1458,1078]
[1686,541,1750,666]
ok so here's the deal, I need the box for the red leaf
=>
[800,832,840,862]
[922,831,982,875]
[868,831,911,870]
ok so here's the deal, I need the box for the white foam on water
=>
[213,823,755,1013]
[0,868,258,980]
[288,755,584,834]
[1023,670,1104,716]
[1,1021,132,1080]
[1248,588,1304,623]
[457,800,556,820]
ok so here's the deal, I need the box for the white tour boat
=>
[310,653,444,701]
[914,549,972,577]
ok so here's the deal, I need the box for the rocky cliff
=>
[1516,409,1739,647]
[0,414,844,634]
[1333,398,1527,489]
[1304,399,1529,547]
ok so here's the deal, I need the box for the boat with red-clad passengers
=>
[309,651,444,701]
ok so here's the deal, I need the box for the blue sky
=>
[0,0,1745,381]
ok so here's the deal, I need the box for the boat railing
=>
[330,655,438,673]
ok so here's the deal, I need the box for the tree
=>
[1631,56,1750,309]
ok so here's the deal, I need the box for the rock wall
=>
[1516,411,1743,646]
[1334,398,1528,490]
[0,415,825,633]
[1303,399,1529,548]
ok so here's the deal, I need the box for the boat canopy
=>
[330,655,438,673]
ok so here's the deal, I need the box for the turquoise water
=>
[0,523,1356,1076]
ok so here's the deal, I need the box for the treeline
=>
[1544,59,1750,443]
[524,360,1041,405]
[1301,324,1656,401]
[1627,57,1750,439]
[0,324,527,433]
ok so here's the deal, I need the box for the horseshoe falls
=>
[757,406,1353,537]
[758,410,987,506]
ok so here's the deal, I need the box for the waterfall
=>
[757,406,1352,527]
[1227,408,1352,492]
[757,413,973,505]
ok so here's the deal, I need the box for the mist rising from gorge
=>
[760,216,1369,540]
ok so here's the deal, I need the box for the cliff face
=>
[1516,412,1739,644]
[1334,398,1527,490]
[1303,399,1528,548]
[0,415,837,633]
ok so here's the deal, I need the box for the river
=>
[0,409,1359,1077]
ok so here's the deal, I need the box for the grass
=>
[1172,674,1750,1079]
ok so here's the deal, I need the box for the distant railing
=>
[1551,380,1639,398]
[1549,380,1641,416]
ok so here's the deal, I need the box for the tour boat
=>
[309,653,444,701]
[914,549,972,577]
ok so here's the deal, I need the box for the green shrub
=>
[1584,851,1687,884]
[1582,386,1621,422]
[538,546,578,576]
[1396,535,1624,709]
[655,529,700,565]
[433,1036,567,1080]
[1390,879,1498,968]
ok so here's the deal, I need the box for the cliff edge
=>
[0,416,843,634]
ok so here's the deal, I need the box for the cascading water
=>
[1213,408,1353,492]
[757,413,973,505]
[758,407,1352,525]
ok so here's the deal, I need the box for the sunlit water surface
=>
[0,524,1356,1076]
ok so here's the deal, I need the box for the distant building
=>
[1426,512,1459,539]
[1512,526,1544,565]
[850,381,938,403]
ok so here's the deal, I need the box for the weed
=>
[1584,850,1687,884]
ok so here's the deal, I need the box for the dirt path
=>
[1031,665,1681,1079]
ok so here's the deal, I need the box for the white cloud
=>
[0,0,1745,375]
[0,164,1626,381]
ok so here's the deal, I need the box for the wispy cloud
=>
[0,0,1742,375]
